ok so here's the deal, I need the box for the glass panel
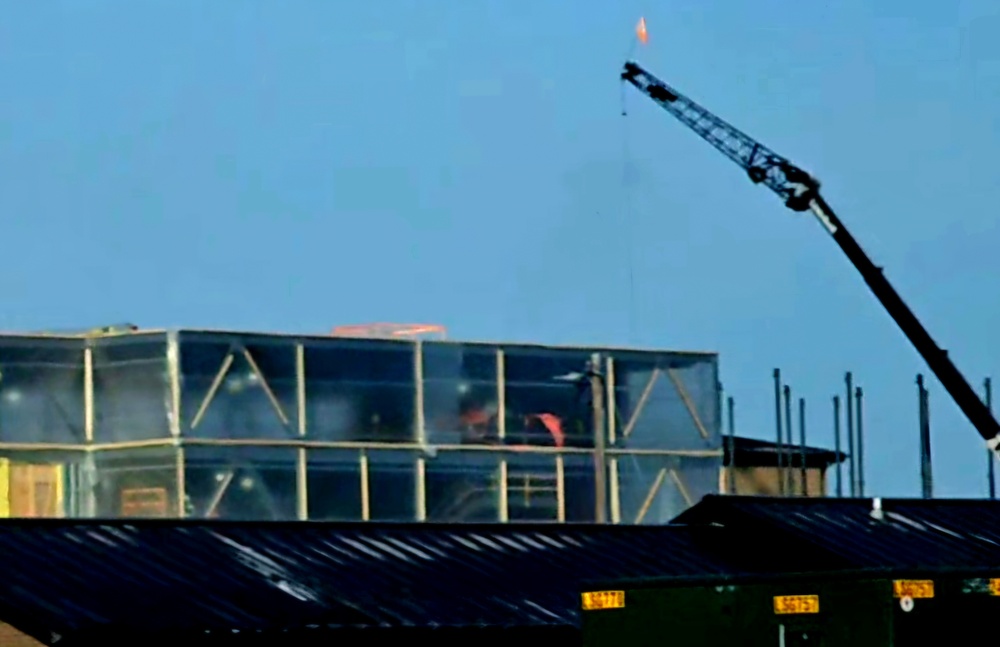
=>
[502,346,596,449]
[179,334,298,440]
[611,352,721,451]
[92,446,179,517]
[506,451,560,522]
[306,448,362,521]
[422,342,498,446]
[0,449,78,518]
[92,335,170,442]
[563,453,598,522]
[0,337,85,444]
[678,455,720,505]
[367,449,416,521]
[617,454,705,524]
[184,446,298,520]
[425,450,501,522]
[304,339,415,443]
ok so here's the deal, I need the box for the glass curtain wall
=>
[0,331,722,523]
[0,332,178,519]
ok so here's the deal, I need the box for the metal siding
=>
[585,576,904,647]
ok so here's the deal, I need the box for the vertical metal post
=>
[166,331,182,437]
[773,369,784,496]
[415,457,427,521]
[296,342,307,436]
[498,460,509,522]
[845,372,855,497]
[855,386,865,497]
[918,374,933,499]
[496,348,508,522]
[83,345,95,444]
[295,343,308,521]
[606,356,620,523]
[798,397,807,497]
[359,451,370,521]
[986,377,995,500]
[833,395,843,498]
[591,353,607,523]
[606,357,617,444]
[175,444,186,518]
[414,340,425,444]
[726,396,736,495]
[295,450,307,521]
[783,384,793,495]
[170,333,185,518]
[556,455,566,522]
[784,390,794,495]
[609,459,621,523]
[82,343,96,518]
[414,341,426,522]
[496,349,506,440]
[717,379,724,446]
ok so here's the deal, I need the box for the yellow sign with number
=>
[893,580,934,599]
[582,590,625,611]
[988,579,1000,596]
[773,595,820,615]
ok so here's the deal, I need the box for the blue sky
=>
[1,1,998,498]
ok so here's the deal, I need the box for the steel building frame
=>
[0,329,722,523]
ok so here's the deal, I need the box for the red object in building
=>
[460,408,493,427]
[526,413,566,448]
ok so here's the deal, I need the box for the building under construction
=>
[0,323,725,524]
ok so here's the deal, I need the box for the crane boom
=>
[621,60,1000,458]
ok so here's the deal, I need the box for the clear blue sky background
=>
[1,2,998,498]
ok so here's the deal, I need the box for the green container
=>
[581,569,1000,647]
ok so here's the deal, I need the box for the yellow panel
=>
[893,580,934,599]
[9,465,33,517]
[0,459,9,518]
[773,595,820,615]
[9,463,65,518]
[581,590,625,611]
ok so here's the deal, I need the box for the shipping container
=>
[581,568,1000,647]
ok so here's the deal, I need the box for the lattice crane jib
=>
[621,60,1000,457]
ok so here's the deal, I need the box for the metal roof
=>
[0,519,754,641]
[11,497,1000,642]
[727,436,847,468]
[676,495,1000,570]
[0,326,718,358]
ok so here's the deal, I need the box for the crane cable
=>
[619,13,648,345]
[621,89,638,345]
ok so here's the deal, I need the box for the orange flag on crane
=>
[636,17,649,44]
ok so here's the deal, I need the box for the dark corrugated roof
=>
[15,497,1000,643]
[676,495,1000,570]
[0,519,756,640]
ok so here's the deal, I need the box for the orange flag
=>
[636,17,649,44]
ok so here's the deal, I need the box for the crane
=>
[620,60,1000,460]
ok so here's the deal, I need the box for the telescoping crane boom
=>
[620,60,1000,459]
